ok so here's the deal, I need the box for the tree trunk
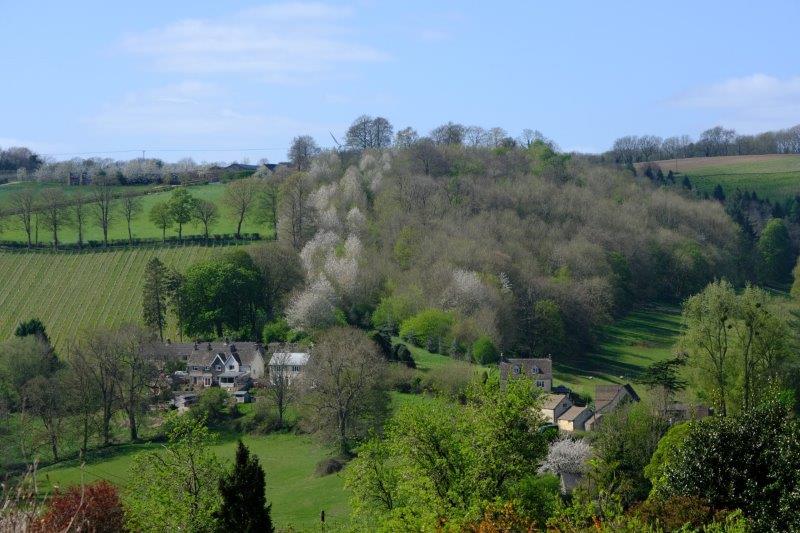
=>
[128,408,138,441]
[50,432,59,462]
[237,216,244,238]
[128,220,133,244]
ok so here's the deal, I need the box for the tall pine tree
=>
[142,257,169,340]
[215,440,274,533]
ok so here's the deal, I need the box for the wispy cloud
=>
[86,81,264,136]
[668,74,800,131]
[120,2,387,83]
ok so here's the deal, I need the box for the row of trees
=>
[608,123,800,163]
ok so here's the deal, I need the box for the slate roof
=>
[560,405,592,422]
[499,357,552,378]
[542,393,568,410]
[594,384,640,412]
[269,352,310,366]
[176,342,264,368]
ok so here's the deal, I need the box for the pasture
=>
[0,244,250,349]
[0,182,270,245]
[650,154,800,201]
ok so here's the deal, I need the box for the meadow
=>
[38,432,350,532]
[650,154,800,201]
[0,182,269,245]
[0,244,250,349]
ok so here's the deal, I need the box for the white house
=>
[268,352,310,385]
[181,342,266,389]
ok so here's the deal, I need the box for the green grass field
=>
[0,182,270,244]
[38,432,349,531]
[651,154,800,201]
[0,245,250,349]
[554,305,684,400]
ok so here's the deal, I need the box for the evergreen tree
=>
[757,218,794,285]
[215,440,274,533]
[681,175,692,190]
[142,258,169,340]
[15,317,50,344]
[712,184,725,202]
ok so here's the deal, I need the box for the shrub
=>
[372,295,417,334]
[386,364,422,394]
[630,495,716,531]
[191,387,231,426]
[243,401,282,435]
[422,362,474,400]
[263,318,291,343]
[40,480,124,533]
[399,309,454,350]
[315,457,345,477]
[472,335,499,364]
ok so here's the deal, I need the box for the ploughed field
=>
[650,154,800,201]
[0,244,250,349]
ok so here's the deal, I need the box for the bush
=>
[399,309,454,351]
[242,400,281,435]
[472,335,499,364]
[422,362,474,400]
[386,364,422,394]
[191,387,231,426]
[40,480,124,533]
[392,343,416,368]
[315,457,345,477]
[630,495,717,531]
[263,318,291,343]
[372,295,417,334]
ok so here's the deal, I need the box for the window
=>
[532,366,540,374]
[513,365,521,375]
[228,365,234,370]
[536,380,545,388]
[215,365,221,371]
[292,366,301,372]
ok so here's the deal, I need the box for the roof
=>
[594,384,640,412]
[541,394,568,410]
[178,342,264,367]
[219,370,248,378]
[560,405,592,422]
[500,358,552,377]
[269,352,310,366]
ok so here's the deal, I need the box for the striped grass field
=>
[0,244,249,349]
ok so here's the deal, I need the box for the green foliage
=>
[14,317,49,343]
[590,403,669,506]
[148,201,174,241]
[169,187,197,239]
[643,422,691,493]
[215,440,274,533]
[399,308,454,351]
[262,317,291,343]
[530,299,567,357]
[471,335,498,364]
[371,294,417,334]
[508,474,561,528]
[392,226,420,269]
[655,398,800,531]
[345,376,547,530]
[142,257,170,340]
[178,252,266,339]
[125,413,224,532]
[756,218,794,285]
[791,255,800,298]
[192,387,232,426]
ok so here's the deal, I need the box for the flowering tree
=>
[538,436,592,476]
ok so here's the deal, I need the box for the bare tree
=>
[73,189,88,249]
[91,175,115,246]
[39,188,71,249]
[267,350,296,428]
[278,172,315,250]
[465,126,488,147]
[121,194,142,244]
[24,373,68,461]
[114,324,160,441]
[193,199,219,241]
[73,327,122,445]
[288,135,321,170]
[301,327,389,456]
[346,115,393,149]
[394,127,418,148]
[8,188,37,247]
[430,122,466,146]
[224,178,261,238]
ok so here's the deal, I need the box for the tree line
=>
[607,123,800,164]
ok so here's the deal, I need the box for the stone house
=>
[541,393,573,424]
[499,357,552,391]
[557,405,594,432]
[179,342,266,390]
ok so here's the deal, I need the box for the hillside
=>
[0,244,249,348]
[649,154,800,200]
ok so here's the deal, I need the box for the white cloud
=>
[120,2,387,83]
[85,81,260,136]
[668,74,800,132]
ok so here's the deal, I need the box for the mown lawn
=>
[650,154,800,201]
[554,305,684,400]
[0,182,271,245]
[38,432,349,532]
[0,244,252,349]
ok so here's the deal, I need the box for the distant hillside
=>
[0,244,247,349]
[647,154,800,201]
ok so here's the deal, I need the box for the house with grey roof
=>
[180,342,266,390]
[557,405,594,432]
[499,357,552,391]
[541,393,573,424]
[268,351,311,386]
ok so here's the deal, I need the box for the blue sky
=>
[2,0,800,162]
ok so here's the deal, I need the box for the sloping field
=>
[650,154,800,200]
[0,182,269,245]
[0,244,248,349]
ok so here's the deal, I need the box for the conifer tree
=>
[142,257,169,340]
[215,440,274,533]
